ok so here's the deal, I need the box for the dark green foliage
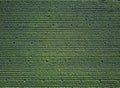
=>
[0,0,120,87]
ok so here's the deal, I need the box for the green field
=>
[0,0,120,87]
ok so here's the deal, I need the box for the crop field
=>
[0,0,120,87]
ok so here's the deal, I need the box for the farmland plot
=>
[0,0,120,87]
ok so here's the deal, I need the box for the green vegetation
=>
[0,0,120,87]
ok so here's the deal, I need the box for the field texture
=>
[0,0,120,87]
